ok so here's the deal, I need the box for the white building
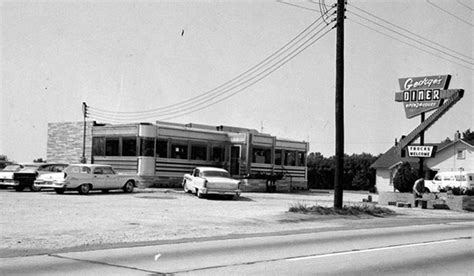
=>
[372,134,474,193]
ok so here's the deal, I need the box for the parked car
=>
[182,167,241,199]
[425,171,474,192]
[13,163,69,192]
[0,164,24,189]
[34,164,137,195]
[33,170,70,191]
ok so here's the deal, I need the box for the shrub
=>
[393,162,418,193]
[288,202,395,217]
[440,186,474,196]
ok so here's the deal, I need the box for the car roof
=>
[195,167,228,172]
[436,171,474,175]
[68,164,112,168]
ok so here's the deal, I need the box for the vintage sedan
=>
[13,163,68,192]
[182,167,241,199]
[34,164,137,195]
[0,164,24,189]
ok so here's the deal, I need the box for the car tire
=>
[55,188,65,194]
[197,189,204,198]
[78,184,91,195]
[30,185,41,192]
[123,181,134,193]
[14,186,25,192]
[183,180,190,193]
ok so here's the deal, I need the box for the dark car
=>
[13,163,68,192]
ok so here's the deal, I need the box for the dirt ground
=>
[1,188,473,257]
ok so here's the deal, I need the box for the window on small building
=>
[92,137,105,156]
[122,137,137,156]
[171,141,188,159]
[105,138,120,156]
[140,138,155,157]
[298,152,306,166]
[252,147,271,164]
[211,145,225,162]
[457,149,465,159]
[275,149,282,165]
[191,144,207,160]
[285,151,296,166]
[156,139,168,158]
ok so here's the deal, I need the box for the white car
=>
[425,171,474,192]
[34,164,137,195]
[182,167,241,199]
[0,164,24,189]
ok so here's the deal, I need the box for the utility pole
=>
[81,102,88,164]
[334,0,345,209]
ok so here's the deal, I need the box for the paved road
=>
[2,221,473,275]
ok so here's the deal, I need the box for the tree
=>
[307,152,378,191]
[0,155,13,169]
[462,128,474,143]
[393,162,418,193]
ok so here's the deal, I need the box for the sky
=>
[1,0,472,163]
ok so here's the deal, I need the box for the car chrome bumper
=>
[201,188,241,196]
[34,182,66,189]
[0,180,20,187]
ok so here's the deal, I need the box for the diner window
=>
[122,137,137,156]
[285,151,296,166]
[140,138,155,157]
[211,145,225,162]
[252,147,271,164]
[298,152,306,166]
[275,149,282,165]
[156,139,168,158]
[191,144,207,160]
[105,138,120,156]
[171,142,188,159]
[92,137,105,156]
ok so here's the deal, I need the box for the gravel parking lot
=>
[1,188,472,257]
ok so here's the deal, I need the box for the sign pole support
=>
[418,112,425,178]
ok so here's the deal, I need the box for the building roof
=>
[370,138,469,169]
[370,146,418,169]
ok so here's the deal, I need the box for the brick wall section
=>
[47,121,94,164]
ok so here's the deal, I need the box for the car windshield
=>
[2,165,22,172]
[202,171,230,178]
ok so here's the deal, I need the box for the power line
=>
[348,17,474,72]
[88,7,337,122]
[349,3,473,62]
[89,6,336,117]
[89,20,333,120]
[276,0,321,12]
[89,23,335,123]
[426,0,474,27]
[456,0,474,11]
[89,16,331,118]
[159,25,335,121]
[291,1,473,69]
[347,10,474,66]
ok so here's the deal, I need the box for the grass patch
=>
[288,202,396,217]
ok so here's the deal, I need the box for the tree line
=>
[306,152,380,192]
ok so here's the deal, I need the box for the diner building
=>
[46,121,308,191]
